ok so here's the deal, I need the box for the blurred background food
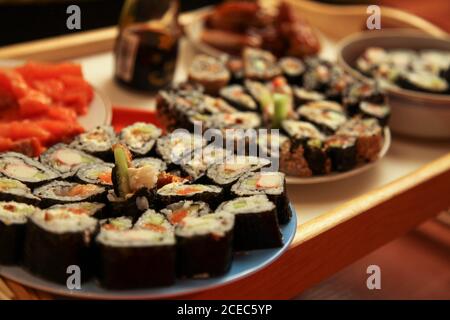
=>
[0,0,449,47]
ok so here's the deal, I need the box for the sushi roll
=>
[302,59,333,92]
[180,145,231,181]
[96,225,176,289]
[161,200,211,225]
[100,216,133,231]
[70,125,117,161]
[219,85,258,112]
[325,135,357,172]
[188,55,230,94]
[356,47,388,76]
[226,57,244,84]
[396,70,449,94]
[108,144,158,220]
[33,181,107,208]
[293,87,325,106]
[359,101,390,126]
[40,144,103,179]
[343,81,385,116]
[0,177,40,206]
[156,182,223,209]
[243,47,281,81]
[134,209,173,233]
[132,157,167,173]
[49,202,106,219]
[281,120,325,143]
[301,100,345,113]
[337,117,383,162]
[75,163,113,188]
[231,171,291,224]
[204,112,262,131]
[206,156,271,192]
[279,57,305,84]
[298,105,347,135]
[119,122,162,157]
[24,208,98,284]
[156,132,206,168]
[215,195,282,250]
[175,212,234,278]
[0,201,40,265]
[0,152,58,187]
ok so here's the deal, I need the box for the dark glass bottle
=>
[114,0,180,92]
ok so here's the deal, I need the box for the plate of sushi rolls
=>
[0,125,296,299]
[338,30,450,139]
[156,48,391,184]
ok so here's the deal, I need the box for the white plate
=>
[286,128,391,184]
[0,60,112,130]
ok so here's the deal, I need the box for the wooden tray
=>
[0,1,449,300]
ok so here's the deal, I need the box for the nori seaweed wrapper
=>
[176,230,233,278]
[0,221,26,265]
[96,242,176,289]
[23,219,97,284]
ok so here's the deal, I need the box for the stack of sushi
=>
[0,124,291,290]
[156,47,390,177]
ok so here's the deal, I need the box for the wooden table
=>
[0,1,449,300]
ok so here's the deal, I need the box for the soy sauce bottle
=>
[114,0,180,92]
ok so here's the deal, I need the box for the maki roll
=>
[231,171,291,224]
[243,47,281,81]
[100,216,133,231]
[134,209,173,233]
[156,132,206,168]
[33,181,106,208]
[96,225,176,289]
[119,122,162,157]
[337,117,383,162]
[24,209,98,284]
[0,201,39,265]
[293,87,325,106]
[219,85,258,112]
[343,81,385,116]
[157,182,223,209]
[175,212,234,278]
[325,135,357,172]
[71,125,117,161]
[161,200,211,225]
[396,70,449,94]
[108,144,158,220]
[302,59,333,92]
[281,120,329,175]
[75,163,113,188]
[49,202,106,219]
[0,152,58,187]
[188,55,230,94]
[132,157,167,173]
[355,47,388,76]
[206,156,271,192]
[40,144,103,179]
[226,57,244,84]
[359,101,390,126]
[298,105,347,135]
[279,57,305,84]
[204,112,262,131]
[180,145,231,181]
[216,195,282,251]
[0,177,40,206]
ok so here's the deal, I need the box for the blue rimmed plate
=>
[0,205,297,299]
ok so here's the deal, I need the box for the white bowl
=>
[338,30,450,140]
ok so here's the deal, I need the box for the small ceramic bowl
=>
[338,30,450,140]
